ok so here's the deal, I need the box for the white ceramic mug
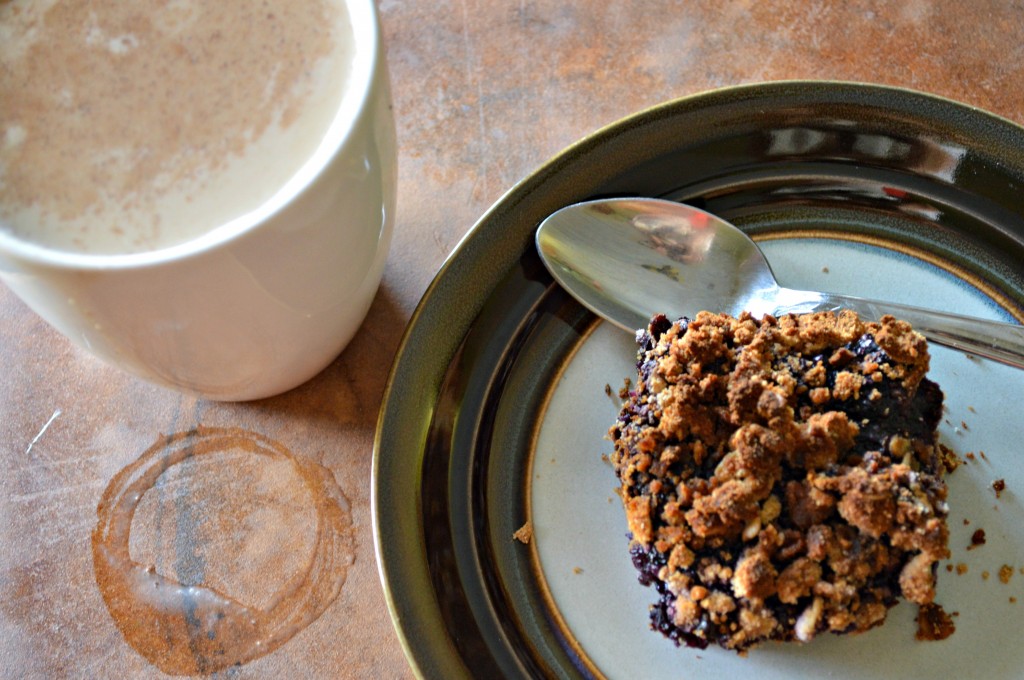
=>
[0,0,395,401]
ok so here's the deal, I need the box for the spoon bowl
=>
[536,197,1024,369]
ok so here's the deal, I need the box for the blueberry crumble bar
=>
[609,310,950,652]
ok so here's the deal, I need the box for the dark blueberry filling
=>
[794,336,942,454]
[629,540,667,587]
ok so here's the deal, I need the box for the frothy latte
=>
[0,0,354,254]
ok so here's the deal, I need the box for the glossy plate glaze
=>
[372,82,1024,679]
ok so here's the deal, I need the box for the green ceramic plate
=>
[372,82,1024,679]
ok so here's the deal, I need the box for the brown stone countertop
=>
[3,1,1024,677]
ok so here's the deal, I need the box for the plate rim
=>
[371,80,1024,679]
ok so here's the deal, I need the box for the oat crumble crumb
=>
[999,565,1013,584]
[938,444,961,472]
[618,378,633,400]
[916,603,956,641]
[992,479,1006,498]
[513,521,533,544]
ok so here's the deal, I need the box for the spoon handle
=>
[773,289,1024,369]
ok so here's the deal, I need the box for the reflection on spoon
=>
[92,427,354,675]
[536,197,1024,369]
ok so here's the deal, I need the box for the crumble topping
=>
[609,310,949,652]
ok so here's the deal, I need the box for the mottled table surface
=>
[4,1,1024,677]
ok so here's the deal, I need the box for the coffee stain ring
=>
[92,426,355,675]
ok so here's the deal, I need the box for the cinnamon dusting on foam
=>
[0,0,353,254]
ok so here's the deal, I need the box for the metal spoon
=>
[536,197,1024,369]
